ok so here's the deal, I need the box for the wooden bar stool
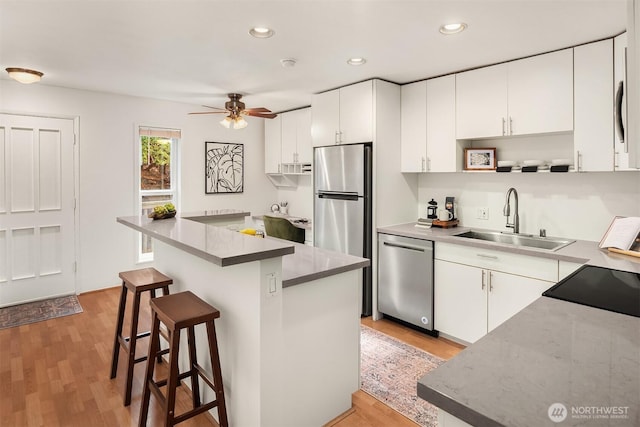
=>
[139,291,228,427]
[110,267,172,406]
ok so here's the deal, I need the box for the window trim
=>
[135,124,181,263]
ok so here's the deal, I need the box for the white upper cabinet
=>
[281,107,312,164]
[264,115,282,174]
[507,49,573,136]
[400,81,427,172]
[456,63,508,139]
[574,39,614,172]
[312,80,373,146]
[426,75,457,172]
[456,49,573,139]
[400,76,457,173]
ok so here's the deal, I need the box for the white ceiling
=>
[0,0,627,113]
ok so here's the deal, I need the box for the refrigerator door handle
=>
[317,192,359,201]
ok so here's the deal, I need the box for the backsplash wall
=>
[418,171,640,242]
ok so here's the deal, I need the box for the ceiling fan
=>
[189,93,277,129]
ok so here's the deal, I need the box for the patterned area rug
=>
[0,295,83,329]
[360,324,444,427]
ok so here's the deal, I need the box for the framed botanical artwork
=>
[464,147,496,170]
[205,142,244,194]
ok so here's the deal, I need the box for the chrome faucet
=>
[503,187,520,234]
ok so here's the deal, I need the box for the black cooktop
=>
[543,265,640,318]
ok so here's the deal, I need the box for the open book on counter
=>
[599,216,640,256]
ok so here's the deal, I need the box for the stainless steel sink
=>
[453,230,574,251]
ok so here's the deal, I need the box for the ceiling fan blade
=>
[188,111,228,115]
[202,105,227,111]
[244,111,278,119]
[244,107,272,113]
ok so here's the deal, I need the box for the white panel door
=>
[0,114,76,307]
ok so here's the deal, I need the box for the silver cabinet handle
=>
[422,157,426,172]
[576,150,582,172]
[481,270,486,290]
[502,117,506,136]
[335,130,341,144]
[489,271,494,292]
[509,116,513,135]
[427,157,431,171]
[476,253,498,260]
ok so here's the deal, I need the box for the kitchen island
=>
[418,296,640,427]
[117,214,369,427]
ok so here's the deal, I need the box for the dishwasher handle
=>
[382,241,426,252]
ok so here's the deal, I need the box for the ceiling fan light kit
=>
[5,67,44,84]
[189,93,277,130]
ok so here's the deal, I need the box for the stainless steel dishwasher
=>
[378,232,436,334]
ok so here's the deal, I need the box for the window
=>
[137,126,180,262]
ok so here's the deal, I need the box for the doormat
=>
[360,324,444,427]
[0,295,83,330]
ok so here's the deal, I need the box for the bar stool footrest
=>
[173,400,221,425]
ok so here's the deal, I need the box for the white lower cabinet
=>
[434,242,557,344]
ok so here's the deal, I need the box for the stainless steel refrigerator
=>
[314,143,372,316]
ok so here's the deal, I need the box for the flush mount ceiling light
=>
[5,67,44,84]
[249,27,275,38]
[347,57,366,66]
[439,22,467,35]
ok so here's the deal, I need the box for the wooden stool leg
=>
[187,325,201,408]
[150,289,164,364]
[110,282,128,379]
[206,321,228,427]
[139,312,160,427]
[165,328,182,427]
[124,290,142,406]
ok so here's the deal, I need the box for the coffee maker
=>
[427,199,438,219]
[445,196,456,220]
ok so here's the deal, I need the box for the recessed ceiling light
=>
[439,22,467,35]
[5,67,44,84]
[249,27,275,38]
[280,58,297,68]
[347,57,366,66]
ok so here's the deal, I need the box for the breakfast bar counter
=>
[117,215,368,427]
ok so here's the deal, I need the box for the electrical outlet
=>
[477,207,489,220]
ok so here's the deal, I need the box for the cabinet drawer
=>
[435,242,558,282]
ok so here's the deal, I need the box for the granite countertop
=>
[277,238,369,287]
[179,209,250,221]
[377,222,640,273]
[117,215,367,285]
[253,212,312,230]
[417,296,640,427]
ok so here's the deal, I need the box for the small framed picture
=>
[464,148,496,170]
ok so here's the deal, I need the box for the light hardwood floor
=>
[0,287,464,426]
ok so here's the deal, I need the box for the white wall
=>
[0,80,276,292]
[275,175,313,219]
[417,171,640,241]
